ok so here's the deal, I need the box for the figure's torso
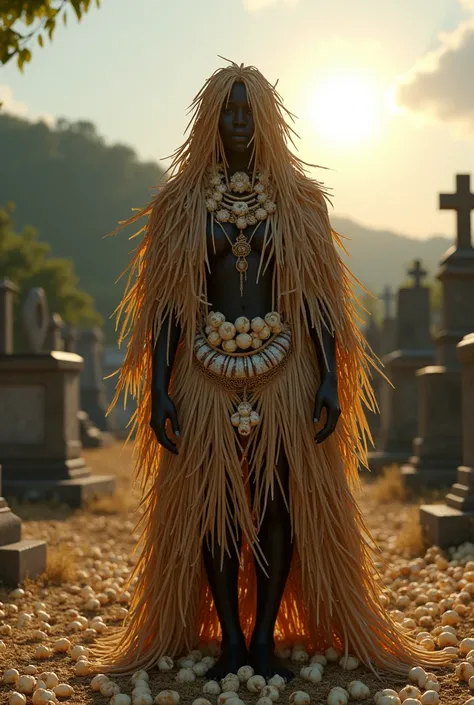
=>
[205,213,275,321]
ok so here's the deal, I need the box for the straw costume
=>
[90,63,451,677]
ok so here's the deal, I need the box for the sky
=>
[1,0,474,240]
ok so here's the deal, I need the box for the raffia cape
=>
[89,175,451,676]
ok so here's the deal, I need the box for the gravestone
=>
[0,287,116,507]
[363,316,381,442]
[402,174,474,489]
[0,463,47,586]
[379,285,396,356]
[44,313,65,352]
[419,333,474,546]
[103,345,135,439]
[63,326,78,353]
[0,280,47,586]
[62,326,104,448]
[76,328,116,439]
[369,260,434,470]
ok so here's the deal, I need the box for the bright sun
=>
[309,73,379,145]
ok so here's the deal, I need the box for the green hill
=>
[0,114,165,340]
[0,114,452,339]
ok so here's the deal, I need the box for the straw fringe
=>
[90,337,451,677]
[90,62,452,677]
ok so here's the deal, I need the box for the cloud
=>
[392,10,474,135]
[0,85,54,126]
[243,0,298,11]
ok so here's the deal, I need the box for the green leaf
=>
[63,10,68,26]
[38,34,44,48]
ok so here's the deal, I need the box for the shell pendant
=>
[230,388,260,436]
[232,232,251,297]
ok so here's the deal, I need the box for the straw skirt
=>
[90,326,451,676]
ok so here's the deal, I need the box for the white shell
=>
[251,337,263,349]
[235,316,250,333]
[238,402,252,415]
[234,357,246,377]
[231,413,241,427]
[264,312,281,328]
[263,346,281,367]
[222,339,238,353]
[238,422,251,436]
[209,354,227,375]
[246,675,266,692]
[258,325,271,340]
[250,317,265,333]
[207,311,225,329]
[249,411,260,426]
[236,333,252,350]
[207,331,222,347]
[221,674,240,692]
[205,325,214,336]
[218,322,236,341]
[155,691,180,705]
[252,354,270,375]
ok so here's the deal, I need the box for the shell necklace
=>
[205,166,277,296]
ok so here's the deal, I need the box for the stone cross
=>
[439,174,474,250]
[0,278,19,355]
[379,285,393,320]
[408,259,427,288]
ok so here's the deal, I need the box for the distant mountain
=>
[0,113,453,340]
[331,215,451,299]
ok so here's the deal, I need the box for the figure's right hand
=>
[150,393,181,455]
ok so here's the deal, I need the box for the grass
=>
[40,544,78,586]
[366,465,407,504]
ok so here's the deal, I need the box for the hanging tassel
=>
[230,386,260,435]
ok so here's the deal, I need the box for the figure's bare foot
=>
[205,639,248,681]
[248,639,294,682]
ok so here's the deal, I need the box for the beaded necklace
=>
[204,166,277,296]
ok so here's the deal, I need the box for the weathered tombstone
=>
[379,285,396,356]
[103,345,135,440]
[0,287,116,507]
[419,333,474,546]
[0,278,18,354]
[363,316,381,442]
[76,328,116,439]
[369,260,434,469]
[402,174,474,489]
[0,463,47,586]
[63,326,79,353]
[44,313,65,352]
[62,325,104,447]
[0,280,47,585]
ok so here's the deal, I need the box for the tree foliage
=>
[0,114,165,342]
[0,202,101,348]
[0,0,100,69]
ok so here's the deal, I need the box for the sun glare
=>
[309,73,380,145]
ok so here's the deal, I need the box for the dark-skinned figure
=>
[90,62,452,680]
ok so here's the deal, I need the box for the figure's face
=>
[218,81,254,155]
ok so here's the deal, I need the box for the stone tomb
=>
[379,284,396,357]
[402,174,474,489]
[362,316,381,442]
[0,284,116,507]
[369,260,434,469]
[420,333,474,546]
[0,463,47,586]
[103,345,136,440]
[76,327,117,442]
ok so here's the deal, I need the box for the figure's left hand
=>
[313,375,341,444]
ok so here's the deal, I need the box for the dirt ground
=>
[0,443,472,704]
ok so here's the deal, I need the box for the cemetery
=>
[0,171,472,704]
